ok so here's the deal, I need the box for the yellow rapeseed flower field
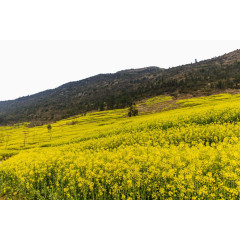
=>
[2,93,240,199]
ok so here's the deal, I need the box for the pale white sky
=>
[0,40,240,101]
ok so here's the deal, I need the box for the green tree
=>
[47,124,52,132]
[47,124,52,140]
[128,104,138,117]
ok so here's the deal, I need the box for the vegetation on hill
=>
[1,50,240,125]
[2,93,240,199]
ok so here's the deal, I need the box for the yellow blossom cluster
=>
[1,93,240,199]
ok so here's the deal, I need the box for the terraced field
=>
[1,93,240,199]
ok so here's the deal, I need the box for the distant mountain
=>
[1,49,240,125]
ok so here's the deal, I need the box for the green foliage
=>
[47,124,52,132]
[1,50,240,125]
[128,104,138,117]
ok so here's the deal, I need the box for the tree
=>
[99,103,104,111]
[217,80,224,89]
[23,130,28,147]
[128,104,138,117]
[47,124,52,140]
[47,124,52,132]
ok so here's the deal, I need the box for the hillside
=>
[2,93,240,199]
[1,49,240,125]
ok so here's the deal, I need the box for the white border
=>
[1,0,240,239]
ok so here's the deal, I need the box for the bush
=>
[128,104,138,117]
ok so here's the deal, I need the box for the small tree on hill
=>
[47,124,52,140]
[47,124,52,132]
[128,104,138,117]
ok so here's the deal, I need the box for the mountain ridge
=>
[1,49,240,125]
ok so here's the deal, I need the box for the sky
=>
[0,40,240,101]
